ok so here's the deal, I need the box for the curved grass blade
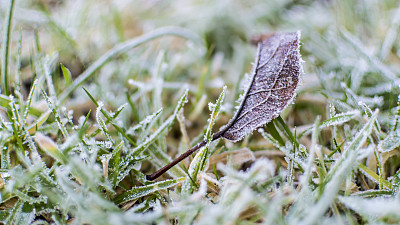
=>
[59,27,204,103]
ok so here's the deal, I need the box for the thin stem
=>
[146,131,222,181]
[2,0,16,96]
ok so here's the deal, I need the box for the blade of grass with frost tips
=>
[332,99,353,113]
[15,32,22,102]
[259,128,306,172]
[182,87,225,193]
[351,189,392,197]
[1,0,15,96]
[12,189,48,204]
[1,146,10,169]
[258,127,282,147]
[110,141,123,188]
[363,81,400,95]
[181,145,209,193]
[9,97,26,154]
[40,55,58,98]
[83,88,134,146]
[294,110,378,225]
[358,100,383,138]
[41,90,68,138]
[142,91,189,176]
[324,110,378,184]
[374,149,384,190]
[114,155,148,187]
[128,108,163,136]
[5,199,24,225]
[0,94,42,117]
[341,78,376,109]
[58,27,204,103]
[295,148,359,225]
[23,79,38,123]
[120,90,188,174]
[358,163,391,189]
[141,108,164,142]
[298,110,360,138]
[96,103,114,146]
[205,86,226,142]
[299,117,320,197]
[128,196,159,213]
[275,116,299,147]
[140,102,189,178]
[114,177,184,204]
[339,196,400,222]
[288,117,321,219]
[54,171,119,223]
[392,170,400,198]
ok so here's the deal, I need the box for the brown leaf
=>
[146,31,303,181]
[219,31,302,141]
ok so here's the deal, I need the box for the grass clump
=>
[1,0,400,224]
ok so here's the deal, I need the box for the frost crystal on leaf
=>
[219,31,302,142]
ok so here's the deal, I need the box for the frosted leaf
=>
[146,32,303,181]
[219,31,302,142]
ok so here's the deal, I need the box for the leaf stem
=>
[146,131,223,181]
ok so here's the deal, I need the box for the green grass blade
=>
[358,163,391,189]
[34,132,67,164]
[298,110,360,138]
[60,63,72,86]
[121,90,188,177]
[182,86,226,194]
[41,90,68,138]
[1,0,15,96]
[113,177,184,204]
